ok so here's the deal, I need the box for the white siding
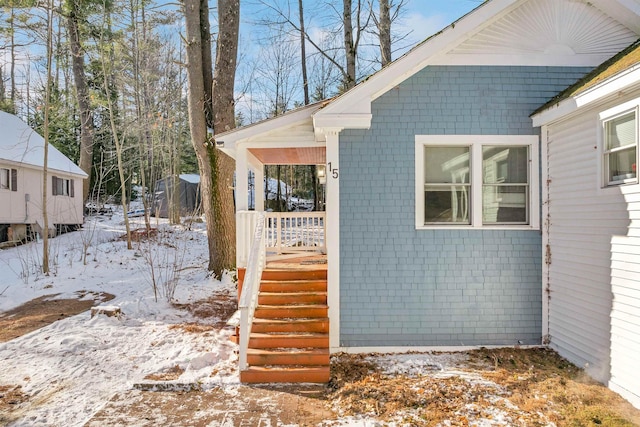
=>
[0,163,84,228]
[546,92,640,409]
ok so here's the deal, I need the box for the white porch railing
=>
[265,212,326,255]
[238,211,266,371]
[237,211,326,266]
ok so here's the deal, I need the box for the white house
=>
[532,40,640,409]
[0,111,87,244]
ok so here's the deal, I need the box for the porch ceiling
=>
[248,147,326,165]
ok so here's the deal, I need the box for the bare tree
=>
[211,0,239,274]
[369,0,407,67]
[298,0,309,105]
[183,0,239,276]
[41,0,54,274]
[65,0,94,202]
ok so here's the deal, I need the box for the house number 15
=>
[327,162,339,179]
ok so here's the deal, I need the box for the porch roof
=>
[215,101,326,165]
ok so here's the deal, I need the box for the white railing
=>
[265,212,326,254]
[238,211,266,371]
[236,211,261,268]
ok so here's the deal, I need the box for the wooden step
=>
[260,269,326,281]
[254,305,328,319]
[258,292,327,305]
[248,333,329,349]
[240,366,330,383]
[251,318,329,334]
[247,348,329,366]
[259,280,327,293]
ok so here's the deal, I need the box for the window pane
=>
[483,185,527,224]
[606,112,636,150]
[608,146,637,182]
[0,169,8,189]
[483,146,528,184]
[424,146,470,184]
[425,185,470,224]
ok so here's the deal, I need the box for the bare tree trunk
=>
[42,0,54,275]
[343,0,356,90]
[298,0,309,105]
[378,0,391,66]
[184,0,221,275]
[211,0,239,275]
[100,8,132,250]
[67,0,94,202]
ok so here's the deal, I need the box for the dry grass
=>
[328,349,640,426]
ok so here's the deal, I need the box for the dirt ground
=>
[0,291,114,343]
[2,291,640,426]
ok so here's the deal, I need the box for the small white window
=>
[0,168,9,190]
[52,176,74,197]
[603,110,638,186]
[415,135,539,229]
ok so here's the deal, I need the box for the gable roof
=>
[533,38,640,115]
[0,111,87,177]
[532,38,640,125]
[314,0,640,130]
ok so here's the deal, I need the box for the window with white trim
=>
[602,109,638,187]
[52,176,74,197]
[0,167,17,191]
[415,135,539,229]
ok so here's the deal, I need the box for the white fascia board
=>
[315,0,522,119]
[313,113,372,131]
[0,159,88,179]
[532,66,640,127]
[214,102,322,156]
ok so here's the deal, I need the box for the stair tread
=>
[253,317,329,323]
[256,304,329,310]
[243,366,329,372]
[250,332,328,337]
[247,348,329,355]
[259,291,327,295]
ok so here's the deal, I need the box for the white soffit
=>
[441,0,639,66]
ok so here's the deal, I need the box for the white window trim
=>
[415,135,540,230]
[598,100,639,190]
[0,168,10,190]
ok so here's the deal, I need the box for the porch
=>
[215,103,338,383]
[234,211,329,383]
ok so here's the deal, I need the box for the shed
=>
[153,174,201,218]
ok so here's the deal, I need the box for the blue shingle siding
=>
[338,66,591,347]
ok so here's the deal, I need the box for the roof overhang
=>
[532,64,640,126]
[314,0,640,129]
[215,101,326,165]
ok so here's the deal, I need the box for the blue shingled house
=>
[216,0,640,387]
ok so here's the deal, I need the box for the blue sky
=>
[400,0,483,42]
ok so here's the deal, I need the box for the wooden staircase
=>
[240,268,330,383]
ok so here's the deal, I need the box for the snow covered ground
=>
[0,212,240,426]
[0,210,594,426]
